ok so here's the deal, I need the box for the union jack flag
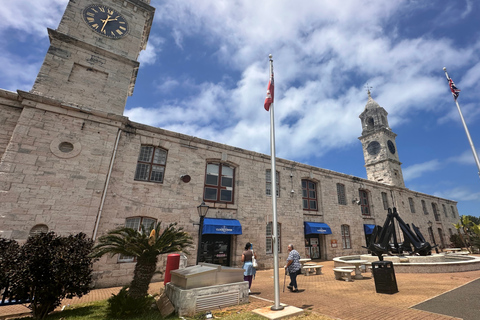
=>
[448,77,461,100]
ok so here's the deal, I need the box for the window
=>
[421,200,428,215]
[341,225,351,249]
[448,228,453,238]
[266,170,280,197]
[204,163,235,203]
[451,206,456,218]
[408,197,415,213]
[134,145,167,183]
[442,204,448,217]
[432,203,440,221]
[29,224,48,236]
[381,192,389,210]
[337,183,346,205]
[302,180,318,211]
[266,222,281,254]
[359,190,370,216]
[119,216,157,262]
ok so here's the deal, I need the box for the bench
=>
[333,268,354,281]
[302,264,323,276]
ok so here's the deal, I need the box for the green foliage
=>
[449,233,464,248]
[106,287,155,318]
[7,232,94,320]
[91,222,192,299]
[0,238,20,295]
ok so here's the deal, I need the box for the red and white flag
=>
[264,71,274,111]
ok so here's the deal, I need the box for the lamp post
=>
[196,201,209,265]
[427,221,439,254]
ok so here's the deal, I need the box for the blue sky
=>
[1,0,480,217]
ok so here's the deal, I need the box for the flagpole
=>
[268,54,283,311]
[443,67,480,179]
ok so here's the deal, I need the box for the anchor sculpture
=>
[364,207,434,260]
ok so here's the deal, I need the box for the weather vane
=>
[364,83,373,97]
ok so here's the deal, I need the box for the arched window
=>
[432,203,440,221]
[29,224,48,236]
[302,179,317,211]
[266,222,281,254]
[421,200,428,215]
[341,225,351,249]
[367,117,374,128]
[336,183,346,205]
[266,169,280,197]
[408,197,415,213]
[359,190,370,216]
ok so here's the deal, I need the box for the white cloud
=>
[403,160,442,181]
[139,36,165,66]
[434,187,480,202]
[448,149,480,165]
[0,0,67,36]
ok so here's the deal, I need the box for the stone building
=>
[0,0,458,287]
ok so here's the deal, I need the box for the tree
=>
[90,222,192,298]
[10,232,94,320]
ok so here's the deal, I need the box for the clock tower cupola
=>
[359,91,405,187]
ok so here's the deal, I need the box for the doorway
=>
[304,236,322,260]
[198,234,231,266]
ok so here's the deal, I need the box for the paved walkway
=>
[2,259,480,319]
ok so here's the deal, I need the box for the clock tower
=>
[31,0,155,115]
[359,91,405,187]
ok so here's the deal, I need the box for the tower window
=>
[367,117,374,128]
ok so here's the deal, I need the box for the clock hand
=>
[101,15,111,32]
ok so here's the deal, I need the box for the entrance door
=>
[304,236,321,259]
[199,234,231,266]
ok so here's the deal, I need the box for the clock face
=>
[387,140,396,154]
[367,141,381,155]
[83,4,129,39]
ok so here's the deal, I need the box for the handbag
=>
[252,252,258,268]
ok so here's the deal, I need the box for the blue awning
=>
[364,224,376,235]
[304,222,332,235]
[202,218,242,235]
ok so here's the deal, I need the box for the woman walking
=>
[284,244,301,292]
[242,242,257,293]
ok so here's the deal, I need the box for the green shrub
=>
[107,286,156,318]
[449,233,464,248]
[0,238,20,297]
[8,232,94,320]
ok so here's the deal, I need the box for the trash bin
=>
[164,254,181,285]
[372,261,398,294]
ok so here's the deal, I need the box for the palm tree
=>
[91,222,192,298]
